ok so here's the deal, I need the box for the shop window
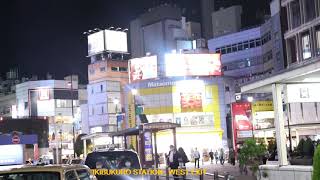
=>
[316,26,320,56]
[111,67,118,71]
[291,0,301,29]
[305,0,316,22]
[302,32,311,59]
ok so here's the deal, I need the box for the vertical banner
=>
[127,93,137,150]
[144,131,153,162]
[231,102,253,142]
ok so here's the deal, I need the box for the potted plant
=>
[312,145,320,180]
[239,138,267,179]
[290,137,314,165]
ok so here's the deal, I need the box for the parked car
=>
[0,164,96,180]
[85,147,147,180]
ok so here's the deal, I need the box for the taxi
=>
[0,164,96,180]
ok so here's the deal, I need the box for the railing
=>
[150,167,235,180]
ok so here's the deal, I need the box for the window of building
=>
[221,48,226,54]
[100,66,106,72]
[232,44,237,52]
[100,84,103,92]
[316,26,320,56]
[111,67,118,71]
[291,0,301,29]
[249,40,255,48]
[24,102,28,110]
[238,43,243,51]
[288,37,298,63]
[223,66,227,71]
[56,99,67,108]
[305,0,316,22]
[247,59,251,67]
[226,46,231,53]
[119,67,128,72]
[91,87,94,94]
[101,106,104,114]
[302,32,311,59]
[255,39,261,47]
[89,69,95,75]
[243,41,249,49]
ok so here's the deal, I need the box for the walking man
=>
[209,149,214,164]
[193,148,200,168]
[167,145,181,180]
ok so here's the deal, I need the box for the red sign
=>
[232,102,253,131]
[180,92,203,112]
[12,135,20,144]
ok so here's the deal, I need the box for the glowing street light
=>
[247,96,253,102]
[131,89,138,95]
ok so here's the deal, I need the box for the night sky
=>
[1,0,268,83]
[0,0,201,83]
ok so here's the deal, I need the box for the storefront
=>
[123,77,233,160]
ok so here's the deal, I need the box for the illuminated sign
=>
[144,131,153,162]
[105,30,128,53]
[232,102,253,139]
[0,145,23,165]
[180,93,203,112]
[286,84,320,103]
[165,54,222,77]
[129,56,157,82]
[88,31,105,55]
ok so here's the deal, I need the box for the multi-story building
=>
[130,4,201,59]
[85,59,128,136]
[208,0,286,91]
[15,75,82,158]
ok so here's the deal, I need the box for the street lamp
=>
[67,75,76,158]
[247,96,253,102]
[131,89,138,96]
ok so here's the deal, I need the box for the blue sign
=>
[0,134,38,145]
[144,131,153,162]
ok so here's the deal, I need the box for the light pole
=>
[68,75,76,158]
[247,96,255,139]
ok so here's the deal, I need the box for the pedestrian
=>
[193,147,200,168]
[167,145,181,180]
[178,147,189,167]
[214,150,219,164]
[219,148,225,165]
[209,149,214,164]
[229,149,235,166]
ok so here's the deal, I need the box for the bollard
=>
[224,172,230,180]
[214,171,218,180]
[199,171,204,180]
[166,167,169,180]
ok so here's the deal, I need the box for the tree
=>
[239,139,267,176]
[74,134,92,157]
[313,145,320,180]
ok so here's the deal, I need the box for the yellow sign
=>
[252,101,273,114]
[91,168,207,176]
[127,92,137,149]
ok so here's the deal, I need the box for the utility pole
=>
[70,74,76,158]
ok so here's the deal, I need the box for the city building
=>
[130,4,201,59]
[211,6,242,38]
[15,75,82,158]
[208,0,286,91]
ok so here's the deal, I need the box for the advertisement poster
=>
[180,92,203,112]
[165,53,222,77]
[231,102,253,139]
[104,30,128,52]
[144,131,153,162]
[0,145,24,165]
[129,56,157,82]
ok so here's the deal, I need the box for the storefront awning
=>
[241,60,320,93]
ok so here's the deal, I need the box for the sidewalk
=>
[158,161,256,180]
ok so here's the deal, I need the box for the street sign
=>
[12,135,20,144]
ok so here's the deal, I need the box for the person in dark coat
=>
[209,149,214,164]
[167,145,181,180]
[178,147,189,166]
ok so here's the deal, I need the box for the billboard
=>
[129,56,157,82]
[0,145,23,165]
[165,53,222,77]
[105,30,128,53]
[88,31,105,55]
[232,102,253,138]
